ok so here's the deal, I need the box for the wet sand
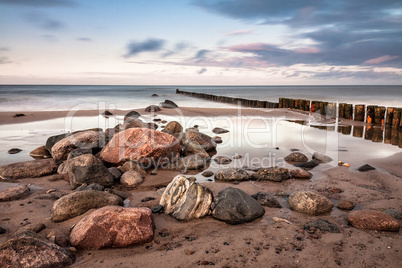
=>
[0,107,401,267]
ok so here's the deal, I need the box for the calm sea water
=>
[0,85,401,112]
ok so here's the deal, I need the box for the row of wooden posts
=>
[176,89,402,128]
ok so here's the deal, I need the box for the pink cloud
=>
[364,55,399,64]
[294,47,321,54]
[222,29,254,36]
[226,42,282,52]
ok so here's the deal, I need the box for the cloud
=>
[161,42,190,58]
[76,37,92,42]
[364,55,399,65]
[124,38,166,58]
[0,56,11,64]
[25,13,65,30]
[0,47,9,51]
[198,68,207,74]
[222,28,254,36]
[193,49,209,62]
[0,0,76,7]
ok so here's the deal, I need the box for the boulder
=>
[183,140,209,157]
[120,171,144,188]
[51,130,106,161]
[100,128,182,166]
[312,152,333,163]
[45,133,71,152]
[160,175,213,221]
[67,147,93,160]
[336,200,355,210]
[151,93,159,97]
[108,167,122,180]
[212,127,229,134]
[119,161,147,177]
[29,145,51,159]
[348,210,400,231]
[284,152,308,163]
[101,110,113,117]
[212,187,265,225]
[74,183,105,192]
[304,219,340,233]
[69,164,114,189]
[163,121,183,134]
[251,192,281,208]
[290,169,312,179]
[287,191,333,215]
[124,110,141,122]
[0,159,58,180]
[176,154,210,171]
[57,153,101,174]
[160,99,178,108]
[0,231,75,267]
[251,167,290,182]
[202,171,214,177]
[51,190,123,222]
[70,206,154,250]
[214,168,250,182]
[0,185,30,202]
[214,156,232,165]
[212,136,222,144]
[293,160,320,169]
[115,119,148,133]
[183,132,216,152]
[357,164,376,172]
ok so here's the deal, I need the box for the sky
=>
[0,0,401,85]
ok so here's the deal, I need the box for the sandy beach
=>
[0,106,401,268]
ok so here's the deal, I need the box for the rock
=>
[232,154,242,159]
[183,140,209,158]
[202,171,214,177]
[141,197,155,202]
[176,154,210,171]
[51,130,106,161]
[151,93,159,97]
[214,156,232,165]
[57,153,101,174]
[212,187,265,225]
[0,185,30,202]
[304,219,340,233]
[15,223,46,234]
[348,210,400,231]
[70,206,154,249]
[185,127,199,133]
[212,136,222,144]
[160,175,213,221]
[119,161,147,177]
[124,111,141,121]
[69,164,114,189]
[312,152,332,163]
[383,209,402,220]
[183,132,216,152]
[212,127,229,134]
[0,227,5,234]
[337,200,355,210]
[104,189,131,200]
[120,171,144,188]
[152,205,164,214]
[290,169,312,179]
[100,128,182,166]
[147,122,158,130]
[251,192,281,208]
[101,110,113,117]
[287,191,333,215]
[160,99,178,108]
[284,152,308,163]
[51,190,123,222]
[0,159,58,180]
[145,105,161,112]
[67,147,93,160]
[251,167,290,182]
[215,168,249,182]
[0,231,75,267]
[74,183,105,192]
[114,119,148,133]
[8,148,22,154]
[108,167,122,181]
[13,113,25,117]
[293,159,320,169]
[357,164,376,172]
[29,145,51,159]
[45,133,71,152]
[164,121,183,134]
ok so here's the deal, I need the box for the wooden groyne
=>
[176,89,402,128]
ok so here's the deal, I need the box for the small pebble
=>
[69,247,77,252]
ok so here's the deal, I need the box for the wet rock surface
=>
[348,210,400,231]
[214,168,249,182]
[0,185,30,202]
[287,191,333,215]
[251,167,290,182]
[251,192,281,208]
[0,159,58,180]
[312,152,333,163]
[284,152,308,163]
[290,169,312,179]
[304,219,340,233]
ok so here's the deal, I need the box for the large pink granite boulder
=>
[70,206,155,249]
[348,210,400,231]
[100,128,181,166]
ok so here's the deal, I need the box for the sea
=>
[0,85,401,112]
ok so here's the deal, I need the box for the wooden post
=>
[305,100,310,111]
[310,101,316,112]
[372,127,383,143]
[392,108,401,128]
[353,126,364,137]
[290,99,295,109]
[279,98,284,108]
[374,106,386,125]
[384,127,391,144]
[354,105,365,121]
[338,103,346,118]
[366,105,376,123]
[364,126,373,140]
[320,102,328,116]
[391,127,399,145]
[345,104,353,120]
[327,102,336,117]
[385,107,395,126]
